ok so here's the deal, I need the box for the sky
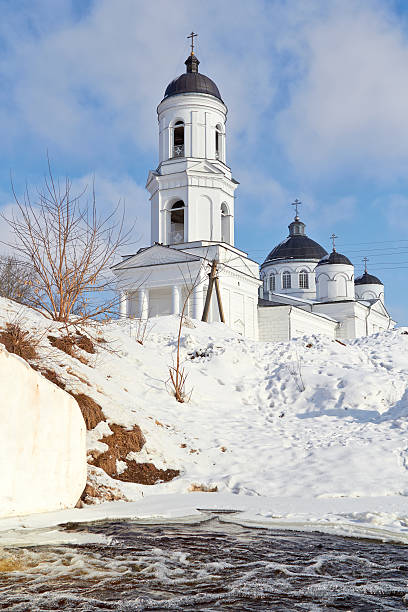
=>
[0,0,407,325]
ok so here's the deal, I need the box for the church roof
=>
[164,53,222,101]
[262,216,327,265]
[355,271,383,285]
[316,250,352,266]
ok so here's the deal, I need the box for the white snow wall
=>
[0,345,87,517]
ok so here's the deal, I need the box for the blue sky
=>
[0,0,407,325]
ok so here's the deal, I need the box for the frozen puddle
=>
[0,518,407,610]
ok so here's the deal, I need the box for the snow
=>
[0,297,408,542]
[0,342,86,518]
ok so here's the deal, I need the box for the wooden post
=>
[214,276,225,323]
[202,260,217,322]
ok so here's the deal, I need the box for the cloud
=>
[373,193,408,232]
[275,0,408,181]
[0,171,148,259]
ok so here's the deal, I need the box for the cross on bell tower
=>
[291,199,301,219]
[187,31,197,55]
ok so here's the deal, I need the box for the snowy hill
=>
[1,296,408,540]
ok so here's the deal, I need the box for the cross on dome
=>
[291,199,301,219]
[330,233,338,252]
[187,31,198,55]
[363,256,369,273]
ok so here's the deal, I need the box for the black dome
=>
[355,271,383,285]
[164,54,222,101]
[262,216,327,264]
[317,251,352,266]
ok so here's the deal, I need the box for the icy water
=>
[1,517,408,611]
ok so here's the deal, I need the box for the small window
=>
[221,202,230,243]
[299,270,309,289]
[173,121,184,157]
[282,271,291,289]
[269,275,276,292]
[169,200,185,244]
[215,124,222,160]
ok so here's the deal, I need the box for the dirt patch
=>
[75,334,96,354]
[99,423,146,458]
[80,482,127,505]
[116,461,180,485]
[48,333,95,360]
[0,323,38,361]
[92,424,178,484]
[70,393,105,430]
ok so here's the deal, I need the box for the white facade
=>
[259,221,395,340]
[0,346,86,518]
[112,51,395,343]
[113,52,260,339]
[316,262,355,301]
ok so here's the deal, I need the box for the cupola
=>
[355,261,384,302]
[316,235,354,302]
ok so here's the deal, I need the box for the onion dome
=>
[263,216,327,263]
[317,250,352,266]
[355,271,383,285]
[164,53,222,101]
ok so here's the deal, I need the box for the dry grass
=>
[188,483,218,493]
[48,333,95,361]
[116,461,180,485]
[0,323,38,361]
[70,393,105,430]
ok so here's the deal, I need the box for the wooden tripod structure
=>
[201,260,225,323]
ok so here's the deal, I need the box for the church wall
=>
[258,306,290,342]
[289,307,337,339]
[261,260,318,300]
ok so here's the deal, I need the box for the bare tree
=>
[2,159,131,324]
[0,255,36,304]
[168,259,210,403]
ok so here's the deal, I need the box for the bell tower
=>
[146,41,237,247]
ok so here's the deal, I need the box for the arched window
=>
[282,271,291,289]
[173,121,184,157]
[269,274,276,292]
[221,203,230,243]
[215,124,222,160]
[299,269,309,289]
[169,200,185,244]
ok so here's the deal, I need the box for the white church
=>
[112,45,395,341]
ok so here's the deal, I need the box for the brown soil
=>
[70,393,105,430]
[116,461,180,485]
[48,333,95,359]
[75,334,96,354]
[92,424,178,484]
[0,323,38,361]
[93,424,146,475]
[80,481,128,505]
[48,334,76,356]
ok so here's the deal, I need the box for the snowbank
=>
[0,296,407,540]
[0,345,86,517]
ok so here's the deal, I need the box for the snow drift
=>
[0,296,407,538]
[0,343,86,517]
